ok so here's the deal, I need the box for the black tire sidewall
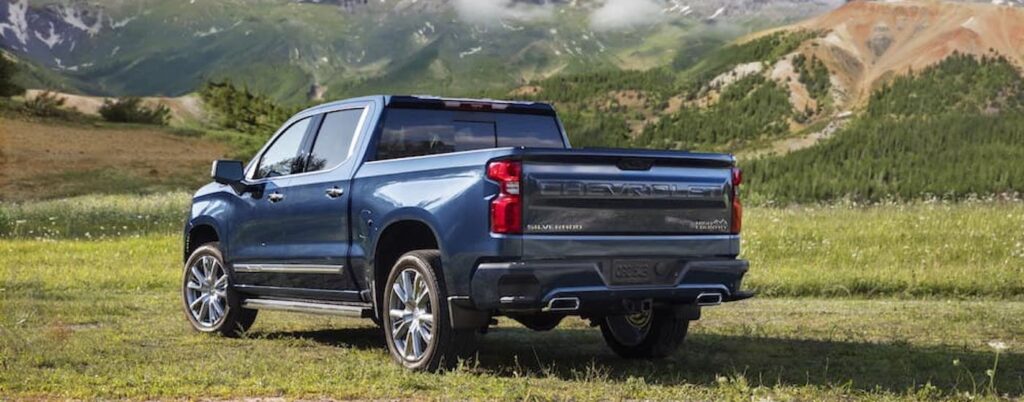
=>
[600,308,689,359]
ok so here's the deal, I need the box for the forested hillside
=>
[746,54,1024,203]
[510,30,821,150]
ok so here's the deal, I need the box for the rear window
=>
[375,108,564,160]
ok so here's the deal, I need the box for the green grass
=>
[2,196,1023,399]
[2,236,1022,400]
[742,201,1024,298]
[0,193,189,239]
[4,195,1022,298]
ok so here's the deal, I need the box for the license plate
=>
[610,260,654,285]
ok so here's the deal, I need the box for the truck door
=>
[267,105,370,297]
[229,116,313,269]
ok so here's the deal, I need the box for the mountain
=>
[507,0,1024,148]
[792,0,1024,104]
[492,0,1024,202]
[0,0,843,103]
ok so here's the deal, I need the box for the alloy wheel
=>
[184,255,229,327]
[388,268,434,361]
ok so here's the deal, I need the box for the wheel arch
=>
[184,220,222,263]
[370,218,442,319]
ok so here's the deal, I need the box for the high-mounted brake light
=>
[487,160,522,234]
[730,167,742,234]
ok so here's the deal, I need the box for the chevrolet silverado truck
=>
[181,95,751,371]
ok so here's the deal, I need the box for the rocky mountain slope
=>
[793,0,1024,104]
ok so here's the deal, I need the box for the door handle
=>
[268,192,285,203]
[325,187,345,198]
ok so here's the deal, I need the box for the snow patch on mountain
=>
[459,46,482,58]
[0,0,30,46]
[194,27,222,37]
[707,7,726,20]
[665,1,692,16]
[57,4,104,36]
[109,16,136,30]
[34,22,61,49]
[413,21,435,44]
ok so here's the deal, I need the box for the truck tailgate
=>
[521,148,736,236]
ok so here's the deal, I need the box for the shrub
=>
[22,91,69,117]
[0,53,24,97]
[99,97,170,125]
[198,81,293,135]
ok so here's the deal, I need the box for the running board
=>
[242,298,373,318]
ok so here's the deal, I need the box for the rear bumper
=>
[469,258,750,314]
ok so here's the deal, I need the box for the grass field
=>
[1,195,1022,399]
[4,195,1022,299]
[1,233,1021,399]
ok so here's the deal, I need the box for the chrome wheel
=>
[184,255,229,328]
[388,268,434,361]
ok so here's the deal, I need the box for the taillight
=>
[487,160,522,234]
[730,167,742,234]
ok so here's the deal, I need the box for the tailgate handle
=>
[617,158,654,171]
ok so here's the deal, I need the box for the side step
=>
[242,298,373,318]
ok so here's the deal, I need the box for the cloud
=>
[451,0,554,25]
[589,0,664,31]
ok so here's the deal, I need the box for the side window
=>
[306,108,364,173]
[255,117,312,179]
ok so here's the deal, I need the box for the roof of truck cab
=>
[295,95,557,117]
[386,95,556,115]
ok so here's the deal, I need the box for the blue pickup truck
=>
[181,95,750,370]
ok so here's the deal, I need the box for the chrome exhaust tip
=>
[543,297,580,312]
[696,292,723,306]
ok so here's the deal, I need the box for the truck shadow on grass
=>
[263,326,1023,396]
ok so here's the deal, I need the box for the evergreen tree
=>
[0,54,25,98]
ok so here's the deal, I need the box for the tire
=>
[599,307,689,358]
[181,243,257,337]
[382,250,478,371]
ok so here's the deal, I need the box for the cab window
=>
[255,117,312,179]
[306,108,364,172]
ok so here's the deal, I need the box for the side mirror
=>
[211,160,251,194]
[212,160,245,184]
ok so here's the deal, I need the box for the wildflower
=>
[952,358,960,366]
